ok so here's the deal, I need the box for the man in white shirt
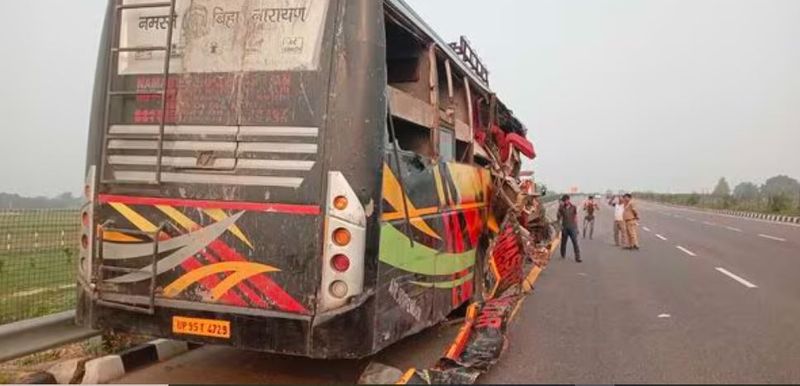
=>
[611,196,627,247]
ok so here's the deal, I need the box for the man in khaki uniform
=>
[622,193,640,250]
[610,195,627,247]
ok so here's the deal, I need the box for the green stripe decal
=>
[379,224,475,276]
[411,272,475,289]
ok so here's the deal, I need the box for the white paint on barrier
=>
[715,267,758,289]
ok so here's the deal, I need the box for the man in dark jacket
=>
[557,195,582,263]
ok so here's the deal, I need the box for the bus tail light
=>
[319,172,367,312]
[332,228,351,246]
[329,281,349,299]
[78,166,96,286]
[331,254,351,272]
[333,196,348,210]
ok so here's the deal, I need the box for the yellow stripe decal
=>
[382,164,441,240]
[433,166,447,207]
[102,231,142,243]
[164,262,279,299]
[109,202,158,233]
[202,208,254,249]
[156,205,198,231]
[210,266,272,300]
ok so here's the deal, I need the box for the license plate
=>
[172,316,230,339]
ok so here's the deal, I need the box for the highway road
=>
[114,200,800,384]
[482,200,800,384]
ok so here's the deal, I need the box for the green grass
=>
[0,210,80,324]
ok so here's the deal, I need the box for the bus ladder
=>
[100,0,178,186]
[96,223,166,315]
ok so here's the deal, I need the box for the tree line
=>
[0,192,82,210]
[636,175,800,216]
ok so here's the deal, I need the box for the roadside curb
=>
[652,202,800,225]
[80,339,201,384]
[17,339,200,384]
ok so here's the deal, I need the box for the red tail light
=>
[331,254,351,273]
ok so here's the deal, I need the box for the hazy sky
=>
[1,0,798,196]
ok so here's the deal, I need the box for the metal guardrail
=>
[0,310,99,363]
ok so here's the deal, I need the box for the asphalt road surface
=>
[482,201,800,384]
[116,201,800,384]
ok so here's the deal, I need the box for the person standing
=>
[611,196,627,247]
[582,195,600,239]
[622,193,641,250]
[557,195,582,263]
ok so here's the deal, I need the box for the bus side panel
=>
[374,155,491,351]
[429,163,491,322]
[375,155,440,348]
[309,0,386,357]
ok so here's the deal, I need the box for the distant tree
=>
[0,192,81,209]
[732,182,760,201]
[762,175,800,197]
[762,175,799,213]
[712,178,731,197]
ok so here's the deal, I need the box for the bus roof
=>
[385,0,527,136]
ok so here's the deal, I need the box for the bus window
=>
[438,128,455,162]
[393,118,434,158]
[456,140,471,163]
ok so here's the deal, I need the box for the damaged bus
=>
[77,0,535,359]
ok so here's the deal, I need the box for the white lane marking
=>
[703,221,718,226]
[676,246,697,256]
[715,267,758,289]
[656,234,668,241]
[686,218,696,222]
[658,314,671,318]
[726,226,742,232]
[647,202,800,228]
[758,234,787,242]
[643,226,651,232]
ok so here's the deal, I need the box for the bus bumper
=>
[77,290,377,359]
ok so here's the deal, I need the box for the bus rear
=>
[77,0,387,358]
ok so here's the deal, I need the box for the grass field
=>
[0,210,80,325]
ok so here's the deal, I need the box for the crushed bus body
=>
[77,0,539,359]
